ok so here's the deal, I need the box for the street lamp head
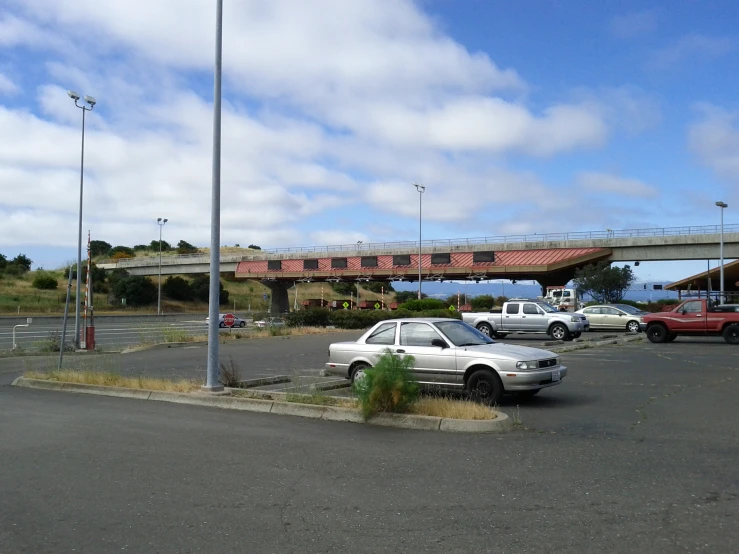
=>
[716,201,728,208]
[413,182,426,193]
[67,90,81,101]
[163,218,168,224]
[84,95,97,106]
[157,217,162,222]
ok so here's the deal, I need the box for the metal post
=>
[68,91,95,349]
[58,263,74,368]
[74,107,85,349]
[716,201,728,304]
[204,0,224,391]
[414,182,425,299]
[157,218,168,316]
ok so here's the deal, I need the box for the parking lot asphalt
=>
[2,335,738,553]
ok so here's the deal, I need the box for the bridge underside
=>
[237,248,611,312]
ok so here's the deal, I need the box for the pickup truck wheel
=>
[350,362,370,383]
[626,320,640,333]
[476,323,493,337]
[646,324,668,343]
[723,324,739,345]
[667,333,677,342]
[550,323,570,341]
[493,333,508,339]
[467,369,503,405]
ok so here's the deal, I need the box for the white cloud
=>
[0,73,18,94]
[610,10,658,39]
[689,105,739,183]
[0,0,658,254]
[577,172,659,198]
[648,33,735,71]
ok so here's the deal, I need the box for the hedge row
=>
[283,308,461,330]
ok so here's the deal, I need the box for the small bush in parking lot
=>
[219,357,241,387]
[352,350,419,420]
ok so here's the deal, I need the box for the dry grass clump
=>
[24,370,199,393]
[409,397,496,420]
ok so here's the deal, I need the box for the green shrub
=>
[32,272,58,290]
[352,350,419,420]
[329,310,390,329]
[163,276,194,301]
[284,308,331,327]
[657,299,680,305]
[399,298,446,311]
[470,294,496,311]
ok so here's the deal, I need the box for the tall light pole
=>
[157,218,168,316]
[716,201,728,304]
[204,0,224,391]
[413,182,425,299]
[67,90,96,349]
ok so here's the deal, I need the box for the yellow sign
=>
[374,303,381,309]
[448,305,456,312]
[343,301,349,309]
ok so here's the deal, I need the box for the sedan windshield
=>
[434,320,494,346]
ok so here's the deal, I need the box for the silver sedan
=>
[325,318,566,404]
[575,304,647,333]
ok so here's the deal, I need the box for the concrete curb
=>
[550,334,644,353]
[13,378,511,433]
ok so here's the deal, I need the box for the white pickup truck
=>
[461,299,589,341]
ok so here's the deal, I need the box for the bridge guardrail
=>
[100,223,739,265]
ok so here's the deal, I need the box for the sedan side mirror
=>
[431,338,448,349]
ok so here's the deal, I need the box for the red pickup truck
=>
[642,299,739,344]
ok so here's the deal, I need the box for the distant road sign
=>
[223,313,236,327]
[343,301,349,309]
[448,305,455,311]
[374,303,381,309]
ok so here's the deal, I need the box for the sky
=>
[1,0,737,283]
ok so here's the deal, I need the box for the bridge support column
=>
[263,281,290,314]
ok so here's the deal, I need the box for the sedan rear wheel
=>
[350,362,370,383]
[626,320,640,333]
[467,369,503,405]
[239,321,246,328]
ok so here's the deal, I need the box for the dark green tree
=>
[470,294,496,311]
[394,290,426,303]
[150,239,172,252]
[0,253,6,272]
[89,240,112,257]
[163,276,194,301]
[190,275,230,305]
[573,262,636,303]
[247,244,262,250]
[109,246,135,257]
[331,282,357,296]
[112,275,158,306]
[107,268,130,286]
[133,244,149,252]
[176,240,199,254]
[10,254,32,272]
[363,281,394,293]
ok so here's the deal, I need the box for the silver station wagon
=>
[325,318,567,404]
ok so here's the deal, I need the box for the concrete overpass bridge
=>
[101,224,739,313]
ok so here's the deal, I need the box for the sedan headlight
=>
[571,316,580,322]
[516,360,539,370]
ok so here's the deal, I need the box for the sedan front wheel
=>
[467,369,503,405]
[626,320,640,333]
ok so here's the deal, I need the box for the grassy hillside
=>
[0,270,397,315]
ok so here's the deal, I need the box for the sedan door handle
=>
[395,349,406,353]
